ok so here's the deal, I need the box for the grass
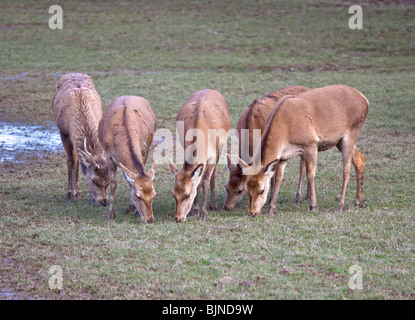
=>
[1,0,415,300]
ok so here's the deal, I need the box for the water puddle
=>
[0,123,62,163]
[0,292,16,300]
[0,72,41,82]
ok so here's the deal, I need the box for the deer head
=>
[238,157,279,217]
[77,139,110,206]
[169,160,204,223]
[119,162,157,223]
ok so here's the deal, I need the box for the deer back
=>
[98,96,157,173]
[236,86,310,158]
[52,73,103,154]
[260,84,369,164]
[176,89,230,164]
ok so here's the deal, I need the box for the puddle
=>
[0,72,41,82]
[0,292,16,300]
[0,123,62,163]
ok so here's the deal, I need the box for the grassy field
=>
[1,0,415,300]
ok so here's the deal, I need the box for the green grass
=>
[1,0,415,300]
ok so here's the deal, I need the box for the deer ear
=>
[147,162,158,180]
[237,156,262,176]
[77,148,93,167]
[237,156,250,170]
[191,164,204,183]
[264,160,279,175]
[168,159,179,175]
[119,163,137,185]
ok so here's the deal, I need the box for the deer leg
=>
[305,180,311,201]
[120,175,138,215]
[352,146,365,208]
[200,179,209,222]
[295,156,307,204]
[266,160,287,215]
[108,159,117,220]
[126,184,135,214]
[336,140,354,213]
[200,165,215,221]
[189,184,200,217]
[73,151,81,199]
[209,165,217,211]
[125,184,139,215]
[61,134,80,202]
[303,147,318,211]
[268,171,277,205]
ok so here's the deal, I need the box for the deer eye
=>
[259,189,265,195]
[183,194,190,201]
[237,189,243,195]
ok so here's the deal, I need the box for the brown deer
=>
[52,73,109,205]
[98,96,157,222]
[223,86,310,210]
[169,89,230,223]
[237,85,369,216]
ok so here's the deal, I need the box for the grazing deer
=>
[223,86,310,210]
[52,73,109,205]
[169,89,230,223]
[98,96,157,222]
[238,85,369,216]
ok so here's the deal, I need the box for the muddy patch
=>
[0,123,62,163]
[0,72,42,82]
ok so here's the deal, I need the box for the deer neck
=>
[260,124,285,167]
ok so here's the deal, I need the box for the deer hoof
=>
[108,209,116,220]
[266,208,275,215]
[355,200,365,208]
[336,205,344,213]
[66,190,79,203]
[199,211,207,221]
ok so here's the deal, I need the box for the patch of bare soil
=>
[0,253,39,300]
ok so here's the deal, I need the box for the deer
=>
[237,84,369,217]
[52,73,110,206]
[169,89,230,223]
[223,86,310,211]
[98,96,157,223]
